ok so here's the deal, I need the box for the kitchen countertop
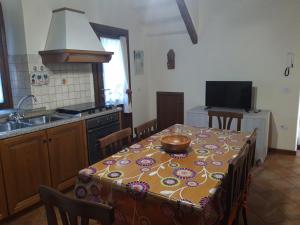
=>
[0,107,122,140]
[0,108,49,122]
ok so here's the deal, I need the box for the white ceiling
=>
[129,0,187,36]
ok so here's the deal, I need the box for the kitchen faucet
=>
[9,95,38,122]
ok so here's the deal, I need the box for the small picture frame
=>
[134,50,144,75]
[167,49,175,70]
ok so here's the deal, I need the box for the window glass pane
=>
[0,76,4,103]
[101,37,127,106]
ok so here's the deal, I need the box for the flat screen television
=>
[205,81,252,111]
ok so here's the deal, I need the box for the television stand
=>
[204,106,252,113]
[186,105,270,163]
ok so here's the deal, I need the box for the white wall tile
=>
[9,54,94,110]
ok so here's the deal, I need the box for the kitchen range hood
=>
[39,8,113,64]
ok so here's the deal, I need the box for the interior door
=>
[157,92,184,131]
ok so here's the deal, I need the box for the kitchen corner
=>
[0,5,133,221]
[0,105,122,140]
[0,101,122,214]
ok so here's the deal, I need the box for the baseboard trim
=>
[268,148,297,155]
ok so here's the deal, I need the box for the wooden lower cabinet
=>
[47,121,87,191]
[0,160,8,220]
[0,131,51,214]
[0,121,88,217]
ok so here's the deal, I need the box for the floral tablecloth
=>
[74,124,251,225]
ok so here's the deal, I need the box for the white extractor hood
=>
[39,8,113,64]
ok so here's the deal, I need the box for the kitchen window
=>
[91,23,131,113]
[101,37,129,108]
[0,3,13,109]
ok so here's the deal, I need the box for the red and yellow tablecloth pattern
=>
[75,124,251,225]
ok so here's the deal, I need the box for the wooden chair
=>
[208,111,243,131]
[134,119,157,141]
[240,128,257,225]
[223,144,249,225]
[39,185,114,225]
[246,128,258,172]
[99,128,132,158]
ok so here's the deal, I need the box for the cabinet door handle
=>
[48,138,52,142]
[43,139,47,143]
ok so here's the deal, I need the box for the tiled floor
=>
[2,152,300,225]
[245,151,300,225]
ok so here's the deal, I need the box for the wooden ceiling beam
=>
[175,0,198,44]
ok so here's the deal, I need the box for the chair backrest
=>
[134,119,157,141]
[39,185,114,225]
[99,128,132,158]
[224,144,249,224]
[232,128,257,204]
[245,128,257,176]
[208,110,243,131]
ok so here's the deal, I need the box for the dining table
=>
[74,124,252,225]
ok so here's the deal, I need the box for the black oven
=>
[86,112,120,165]
[56,103,120,165]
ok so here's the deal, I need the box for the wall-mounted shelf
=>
[39,49,113,64]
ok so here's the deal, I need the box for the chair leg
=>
[233,218,239,225]
[234,207,241,225]
[242,206,248,225]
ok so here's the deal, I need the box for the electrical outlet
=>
[31,71,49,86]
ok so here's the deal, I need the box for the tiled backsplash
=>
[8,55,32,109]
[8,54,95,110]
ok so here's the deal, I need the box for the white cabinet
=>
[186,106,270,163]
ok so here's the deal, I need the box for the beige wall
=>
[146,0,300,151]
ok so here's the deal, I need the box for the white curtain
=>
[120,37,132,113]
[0,79,3,103]
[101,37,131,113]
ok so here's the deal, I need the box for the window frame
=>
[90,23,131,108]
[0,3,13,109]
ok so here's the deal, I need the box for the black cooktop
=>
[56,103,98,114]
[56,102,115,115]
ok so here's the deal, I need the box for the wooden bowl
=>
[161,135,191,153]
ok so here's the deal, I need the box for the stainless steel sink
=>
[0,113,71,133]
[0,121,32,132]
[21,115,66,125]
